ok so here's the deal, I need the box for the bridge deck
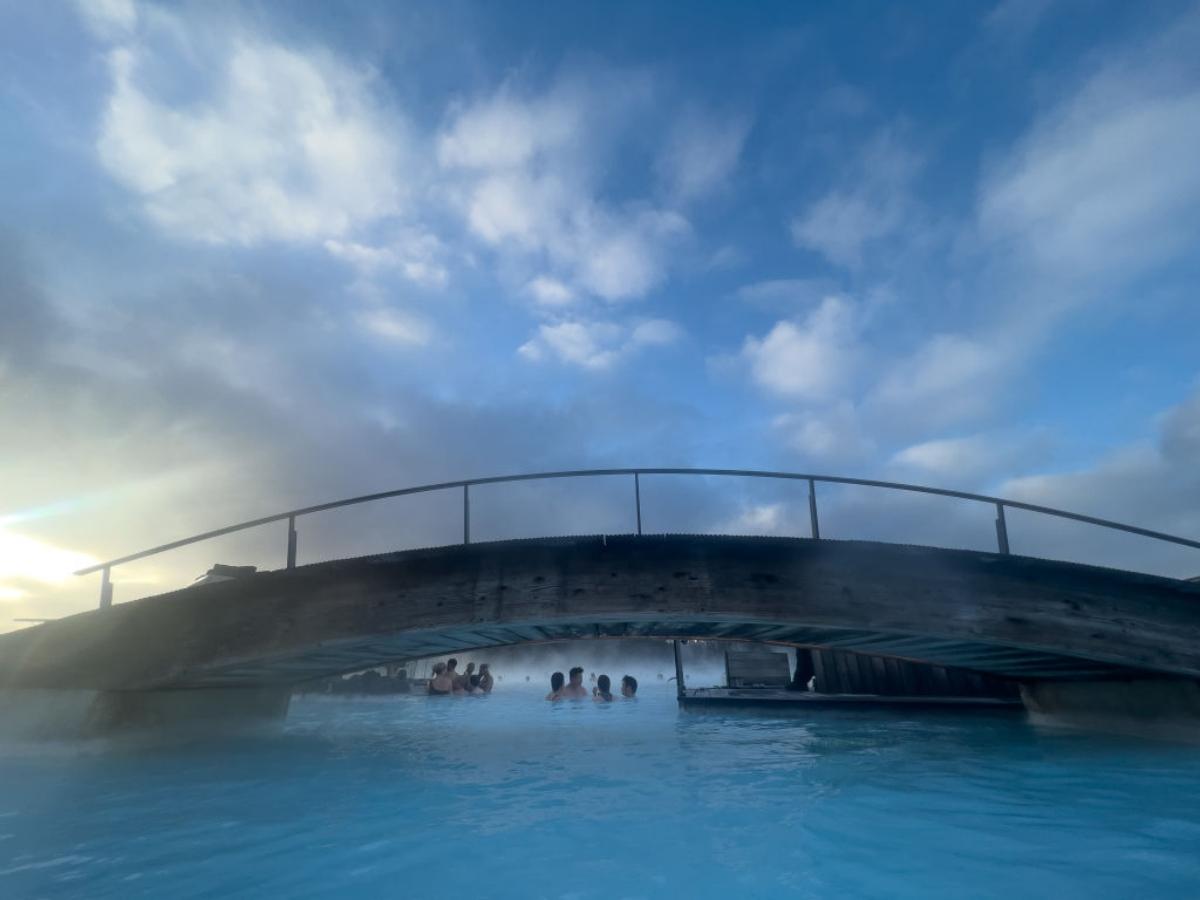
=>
[3,534,1199,691]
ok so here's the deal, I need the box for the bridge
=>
[2,468,1199,729]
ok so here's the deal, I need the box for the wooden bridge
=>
[1,469,1198,729]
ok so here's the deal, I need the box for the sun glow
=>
[0,529,97,586]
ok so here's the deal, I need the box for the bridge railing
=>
[73,468,1200,609]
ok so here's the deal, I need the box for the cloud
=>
[325,231,448,289]
[97,34,405,245]
[519,317,682,370]
[979,13,1200,290]
[773,402,873,462]
[75,0,137,38]
[889,431,1053,484]
[790,131,920,269]
[438,77,690,302]
[355,307,434,345]
[656,107,750,201]
[740,296,858,400]
[525,275,575,307]
[869,333,1014,428]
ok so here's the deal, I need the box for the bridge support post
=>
[286,516,298,569]
[995,503,1010,555]
[808,479,821,540]
[98,566,113,610]
[463,484,470,544]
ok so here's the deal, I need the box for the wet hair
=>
[446,658,458,670]
[465,662,475,672]
[569,666,584,678]
[597,674,611,692]
[622,675,638,695]
[479,663,490,673]
[433,662,446,674]
[551,671,565,691]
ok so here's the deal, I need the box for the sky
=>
[2,0,1199,627]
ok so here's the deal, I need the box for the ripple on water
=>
[1,688,1199,899]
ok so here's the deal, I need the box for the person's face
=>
[621,682,634,697]
[569,671,582,686]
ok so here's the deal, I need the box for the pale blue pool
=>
[2,687,1199,898]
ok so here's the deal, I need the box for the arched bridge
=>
[1,468,1198,696]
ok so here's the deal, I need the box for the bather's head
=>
[621,675,638,697]
[446,658,458,673]
[433,662,446,675]
[569,666,584,686]
[551,671,565,692]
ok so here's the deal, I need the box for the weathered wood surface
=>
[2,535,1199,690]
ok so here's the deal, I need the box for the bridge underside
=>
[2,534,1199,692]
[184,620,1125,689]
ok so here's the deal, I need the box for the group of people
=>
[546,667,638,702]
[427,659,493,695]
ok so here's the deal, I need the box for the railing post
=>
[634,472,642,536]
[672,639,686,699]
[808,478,821,540]
[995,502,1010,555]
[99,566,113,610]
[286,515,298,569]
[463,484,470,545]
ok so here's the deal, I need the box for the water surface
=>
[2,687,1199,898]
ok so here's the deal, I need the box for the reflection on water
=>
[2,687,1199,898]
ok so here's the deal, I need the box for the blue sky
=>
[2,0,1199,622]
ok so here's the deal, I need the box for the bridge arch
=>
[6,534,1200,692]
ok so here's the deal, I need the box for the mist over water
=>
[3,686,1199,898]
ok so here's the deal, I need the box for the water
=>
[2,687,1199,898]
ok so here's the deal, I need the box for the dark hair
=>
[622,675,638,694]
[597,674,611,693]
[569,666,584,677]
[447,658,458,670]
[470,674,481,688]
[551,671,565,691]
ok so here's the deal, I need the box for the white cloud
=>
[790,132,919,269]
[97,35,404,245]
[979,17,1200,288]
[355,307,433,345]
[721,502,787,536]
[325,231,448,289]
[656,107,750,201]
[519,317,682,371]
[889,431,1052,484]
[740,296,858,400]
[869,333,1013,428]
[773,402,873,462]
[525,275,575,307]
[438,80,689,302]
[76,0,137,38]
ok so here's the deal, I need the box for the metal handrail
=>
[73,467,1200,607]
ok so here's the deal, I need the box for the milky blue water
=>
[2,686,1199,899]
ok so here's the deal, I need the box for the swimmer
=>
[621,675,638,698]
[478,663,494,693]
[468,674,484,694]
[546,671,565,701]
[428,662,454,695]
[593,674,614,702]
[560,666,589,700]
[456,661,476,692]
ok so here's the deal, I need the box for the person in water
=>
[468,674,484,694]
[456,661,476,692]
[546,671,565,701]
[428,662,454,695]
[478,663,494,693]
[621,675,638,698]
[560,666,589,699]
[593,674,614,702]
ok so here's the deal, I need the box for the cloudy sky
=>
[2,0,1199,627]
